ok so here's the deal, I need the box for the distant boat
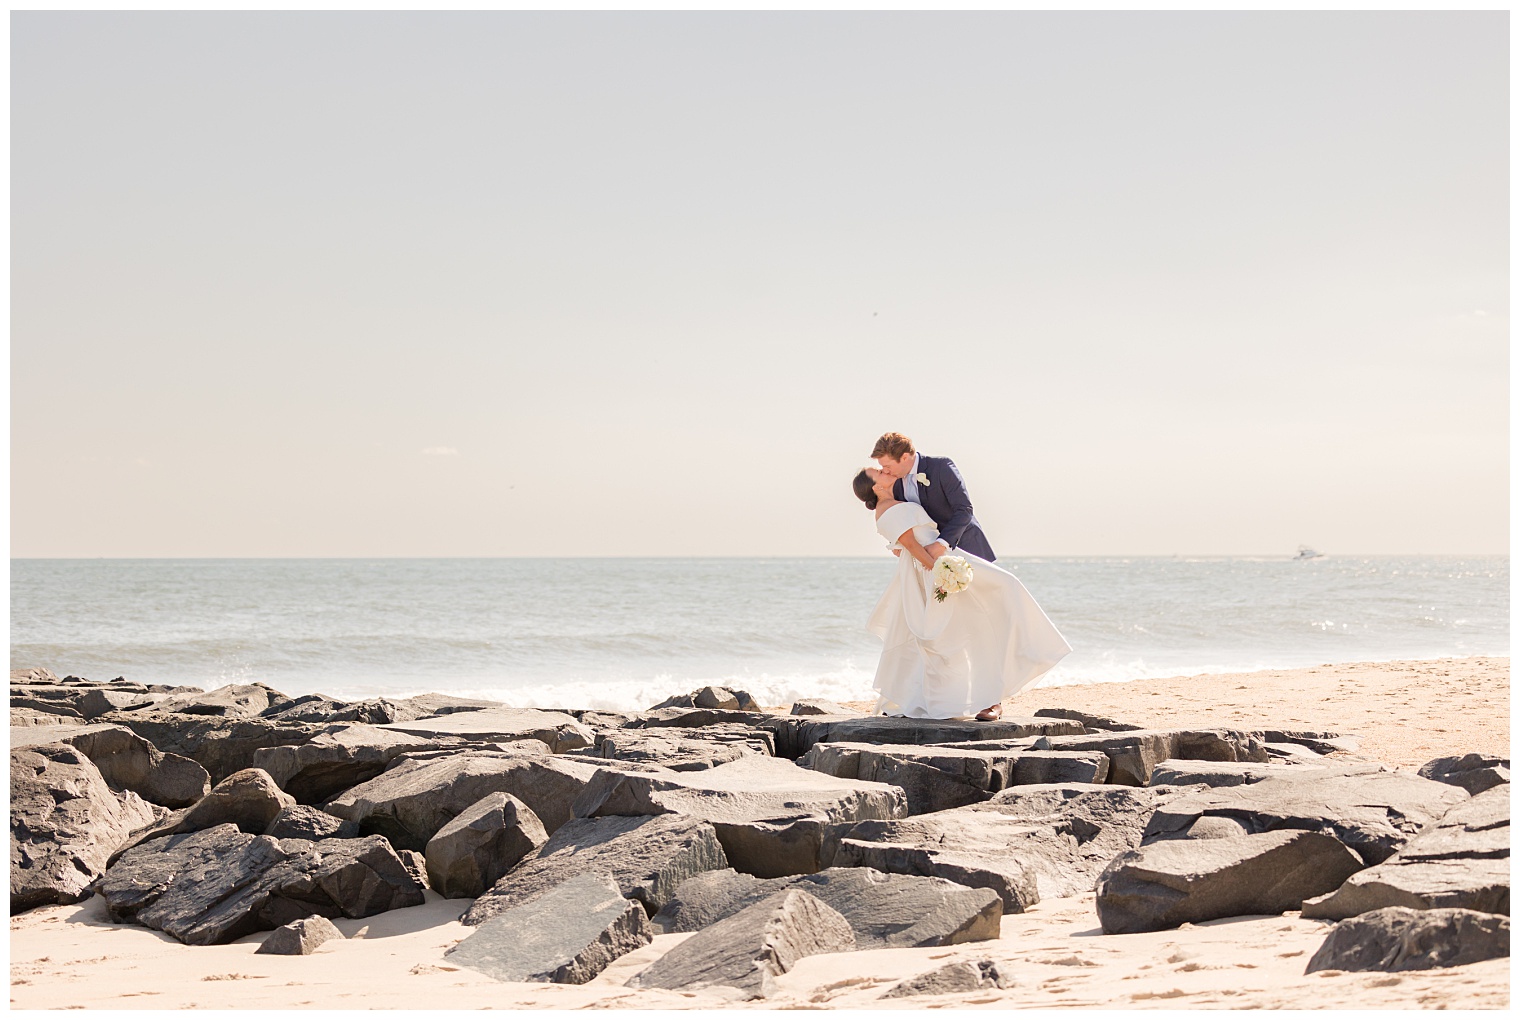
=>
[1294,545,1325,560]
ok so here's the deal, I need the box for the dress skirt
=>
[866,551,1072,719]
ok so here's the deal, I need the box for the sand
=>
[9,657,1511,1010]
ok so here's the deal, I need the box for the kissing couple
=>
[853,433,1071,721]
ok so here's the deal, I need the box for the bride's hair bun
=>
[852,470,878,510]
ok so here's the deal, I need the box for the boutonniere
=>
[914,472,930,487]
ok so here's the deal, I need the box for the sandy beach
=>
[10,656,1510,1010]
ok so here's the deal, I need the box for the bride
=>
[852,467,1072,720]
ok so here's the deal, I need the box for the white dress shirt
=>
[900,453,923,506]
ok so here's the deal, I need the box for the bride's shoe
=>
[975,703,1003,722]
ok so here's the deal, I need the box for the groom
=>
[872,432,997,562]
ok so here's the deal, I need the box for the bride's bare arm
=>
[896,531,942,571]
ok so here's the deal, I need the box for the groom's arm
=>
[935,459,978,551]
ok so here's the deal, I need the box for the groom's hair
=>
[871,432,914,460]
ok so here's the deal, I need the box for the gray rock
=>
[803,741,1107,814]
[101,823,425,945]
[630,888,855,998]
[463,813,729,925]
[398,849,430,890]
[447,872,652,984]
[77,688,169,718]
[381,693,505,721]
[651,867,1001,948]
[14,723,211,808]
[324,752,600,851]
[649,687,761,712]
[757,715,1083,760]
[571,756,908,878]
[590,725,774,772]
[1143,770,1471,866]
[253,723,463,804]
[377,709,593,753]
[1418,753,1511,796]
[880,958,1012,998]
[1030,729,1270,786]
[105,714,328,785]
[257,694,400,725]
[255,914,345,955]
[633,706,773,729]
[1149,758,1386,789]
[9,709,79,729]
[425,792,548,899]
[11,667,62,684]
[10,745,160,912]
[1305,906,1510,973]
[1033,707,1144,732]
[1095,829,1364,934]
[1301,785,1509,919]
[176,768,296,835]
[264,805,359,841]
[1260,729,1362,755]
[147,683,291,719]
[790,699,858,716]
[831,783,1198,913]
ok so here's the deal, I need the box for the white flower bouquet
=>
[932,555,973,603]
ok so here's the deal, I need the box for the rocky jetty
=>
[8,667,1511,995]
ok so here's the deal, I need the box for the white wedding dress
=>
[867,501,1072,719]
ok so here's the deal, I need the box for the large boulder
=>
[252,724,465,804]
[424,792,548,899]
[174,768,296,835]
[10,672,191,719]
[803,741,1107,813]
[257,694,398,725]
[10,745,160,912]
[144,683,291,718]
[757,715,1082,760]
[571,756,908,878]
[650,867,1001,948]
[463,813,729,925]
[100,824,425,945]
[1149,759,1385,789]
[1305,906,1510,973]
[14,723,210,808]
[255,914,345,955]
[1094,829,1365,934]
[880,958,1012,998]
[1034,729,1271,786]
[447,872,652,984]
[1418,754,1511,796]
[1033,707,1144,732]
[790,699,859,717]
[649,687,762,712]
[377,709,593,753]
[104,713,328,785]
[264,806,358,841]
[631,707,774,729]
[831,783,1192,912]
[379,693,504,721]
[324,752,600,851]
[1143,770,1470,866]
[629,888,854,998]
[1301,785,1510,920]
[588,725,774,772]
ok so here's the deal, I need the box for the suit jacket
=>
[892,453,996,562]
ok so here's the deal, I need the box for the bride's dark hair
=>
[852,470,878,510]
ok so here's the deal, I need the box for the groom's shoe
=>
[975,703,1003,722]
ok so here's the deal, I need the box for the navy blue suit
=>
[892,454,996,562]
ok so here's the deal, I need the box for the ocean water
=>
[9,556,1508,712]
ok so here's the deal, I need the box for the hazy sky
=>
[11,12,1508,558]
